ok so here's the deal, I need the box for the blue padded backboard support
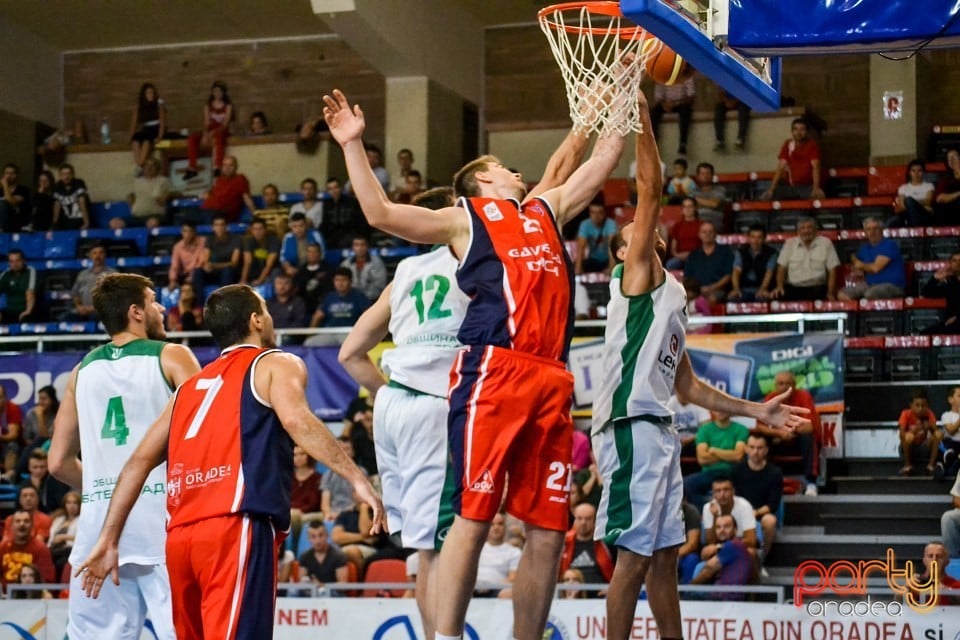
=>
[728,0,960,56]
[620,0,782,111]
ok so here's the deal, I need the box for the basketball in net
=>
[645,43,694,85]
[538,1,661,136]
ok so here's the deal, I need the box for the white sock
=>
[434,634,461,640]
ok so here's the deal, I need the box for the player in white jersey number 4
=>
[592,94,811,640]
[49,273,201,640]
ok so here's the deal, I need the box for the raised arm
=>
[538,132,624,227]
[323,90,466,247]
[621,92,665,295]
[338,283,392,396]
[525,129,590,202]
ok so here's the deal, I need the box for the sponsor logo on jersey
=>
[470,470,495,493]
[168,463,184,507]
[482,202,503,222]
[657,334,679,374]
[669,333,679,356]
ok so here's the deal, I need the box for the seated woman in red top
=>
[291,445,324,543]
[665,197,702,270]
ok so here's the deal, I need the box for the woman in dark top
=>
[28,170,55,232]
[935,148,960,226]
[129,83,166,173]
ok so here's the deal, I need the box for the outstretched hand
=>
[322,89,366,147]
[759,388,811,431]
[75,538,120,599]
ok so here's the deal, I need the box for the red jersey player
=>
[323,88,624,640]
[76,284,382,640]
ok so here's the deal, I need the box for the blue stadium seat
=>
[10,233,44,259]
[42,259,85,272]
[252,282,273,300]
[0,234,9,256]
[43,231,80,259]
[0,324,20,336]
[91,201,132,229]
[57,321,99,334]
[947,558,960,580]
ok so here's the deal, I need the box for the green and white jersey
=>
[592,265,688,436]
[380,247,468,397]
[70,339,173,566]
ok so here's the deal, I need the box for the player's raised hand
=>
[759,388,811,431]
[75,538,120,599]
[322,89,366,146]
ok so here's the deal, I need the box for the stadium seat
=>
[946,558,960,580]
[843,337,884,382]
[11,233,44,259]
[43,231,79,259]
[362,559,408,597]
[884,336,931,381]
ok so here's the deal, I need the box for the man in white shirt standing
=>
[474,512,521,597]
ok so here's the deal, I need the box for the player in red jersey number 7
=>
[75,284,383,640]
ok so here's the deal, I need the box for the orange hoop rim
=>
[538,1,650,40]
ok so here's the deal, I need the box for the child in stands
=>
[897,389,943,477]
[939,386,960,479]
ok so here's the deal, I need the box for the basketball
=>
[644,40,694,85]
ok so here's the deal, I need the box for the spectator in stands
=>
[683,277,713,334]
[198,155,255,223]
[293,243,332,318]
[321,177,368,249]
[939,386,960,478]
[27,170,55,232]
[690,162,727,230]
[291,446,323,545]
[678,498,701,584]
[392,148,416,197]
[331,489,392,567]
[247,111,271,136]
[650,77,695,156]
[0,163,31,232]
[342,397,377,477]
[934,148,960,226]
[684,221,734,303]
[290,178,324,230]
[838,217,906,301]
[898,389,943,476]
[915,541,960,605]
[128,82,166,173]
[47,490,80,578]
[345,143,390,195]
[185,80,232,179]
[690,513,754,594]
[684,411,750,509]
[267,274,307,329]
[713,88,750,152]
[10,563,50,600]
[17,386,57,477]
[0,249,38,324]
[128,157,172,227]
[340,236,387,300]
[3,486,51,542]
[943,474,960,557]
[665,158,696,205]
[772,217,840,301]
[51,163,90,230]
[194,214,241,296]
[61,243,116,322]
[321,435,366,523]
[298,521,349,587]
[167,221,206,292]
[701,477,758,553]
[558,504,613,597]
[575,202,617,274]
[667,394,711,458]
[165,282,202,331]
[665,197,701,270]
[475,511,522,597]
[890,159,935,227]
[0,511,54,588]
[559,568,586,599]
[281,211,326,279]
[756,370,820,495]
[732,434,783,567]
[259,184,283,211]
[22,449,67,516]
[239,217,280,287]
[393,170,425,205]
[760,118,824,201]
[920,251,960,335]
[730,224,778,302]
[0,385,22,483]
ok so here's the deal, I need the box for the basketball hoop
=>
[539,1,661,136]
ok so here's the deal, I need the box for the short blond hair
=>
[453,155,500,198]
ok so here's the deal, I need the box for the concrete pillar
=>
[869,56,919,164]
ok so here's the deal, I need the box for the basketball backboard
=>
[620,0,782,112]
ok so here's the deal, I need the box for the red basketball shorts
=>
[447,345,574,531]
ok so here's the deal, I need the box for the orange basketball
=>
[644,40,694,85]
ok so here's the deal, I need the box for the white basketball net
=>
[539,3,661,136]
